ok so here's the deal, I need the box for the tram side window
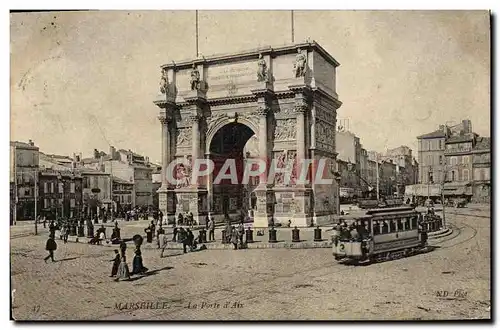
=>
[403,217,410,230]
[382,221,389,234]
[389,220,396,232]
[373,221,380,235]
[396,219,403,231]
[411,216,418,229]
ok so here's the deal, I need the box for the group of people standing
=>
[225,221,246,250]
[110,239,148,281]
[176,212,196,227]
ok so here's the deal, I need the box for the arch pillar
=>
[157,101,177,224]
[251,86,275,228]
[174,90,209,226]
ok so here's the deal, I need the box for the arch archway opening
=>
[208,122,258,220]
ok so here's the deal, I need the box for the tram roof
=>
[365,206,416,215]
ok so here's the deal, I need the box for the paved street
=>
[10,206,490,320]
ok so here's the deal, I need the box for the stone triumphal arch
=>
[154,41,342,227]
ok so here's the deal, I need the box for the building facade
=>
[379,160,397,197]
[38,169,83,219]
[104,148,154,208]
[80,168,112,218]
[417,126,447,184]
[471,137,491,203]
[413,119,489,203]
[337,159,358,203]
[154,41,342,227]
[384,145,418,196]
[112,176,134,214]
[443,133,474,198]
[336,130,363,197]
[80,147,154,209]
[10,140,40,221]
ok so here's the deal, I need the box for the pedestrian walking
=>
[99,230,106,245]
[179,228,189,253]
[110,249,120,277]
[237,222,245,245]
[173,224,178,242]
[230,227,238,250]
[44,234,57,263]
[205,215,209,230]
[159,231,168,258]
[150,220,156,235]
[330,224,340,246]
[61,225,69,244]
[208,217,215,241]
[144,225,153,243]
[188,212,194,228]
[49,221,56,237]
[132,248,148,275]
[99,225,107,240]
[115,242,130,281]
[186,229,195,252]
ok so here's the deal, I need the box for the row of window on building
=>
[42,182,76,194]
[42,198,76,208]
[429,168,490,183]
[419,139,445,151]
[424,154,473,166]
[113,195,132,204]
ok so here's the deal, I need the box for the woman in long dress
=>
[132,247,148,275]
[230,227,239,250]
[115,243,130,281]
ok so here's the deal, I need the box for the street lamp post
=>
[376,158,380,201]
[34,171,38,235]
[441,165,447,228]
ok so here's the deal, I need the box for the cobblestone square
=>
[10,207,490,320]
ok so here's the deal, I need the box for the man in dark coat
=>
[188,212,194,227]
[110,249,120,277]
[44,234,57,262]
[172,224,178,242]
[49,221,56,237]
[178,228,188,253]
[150,220,156,235]
[208,217,215,241]
[186,229,195,252]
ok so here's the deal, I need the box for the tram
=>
[332,206,428,264]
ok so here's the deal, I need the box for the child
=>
[110,249,120,277]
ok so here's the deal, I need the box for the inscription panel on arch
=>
[206,61,257,87]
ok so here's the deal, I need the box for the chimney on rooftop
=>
[28,139,34,146]
[110,146,116,160]
[462,119,472,134]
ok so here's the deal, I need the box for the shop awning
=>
[443,184,473,196]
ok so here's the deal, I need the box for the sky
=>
[10,10,490,163]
